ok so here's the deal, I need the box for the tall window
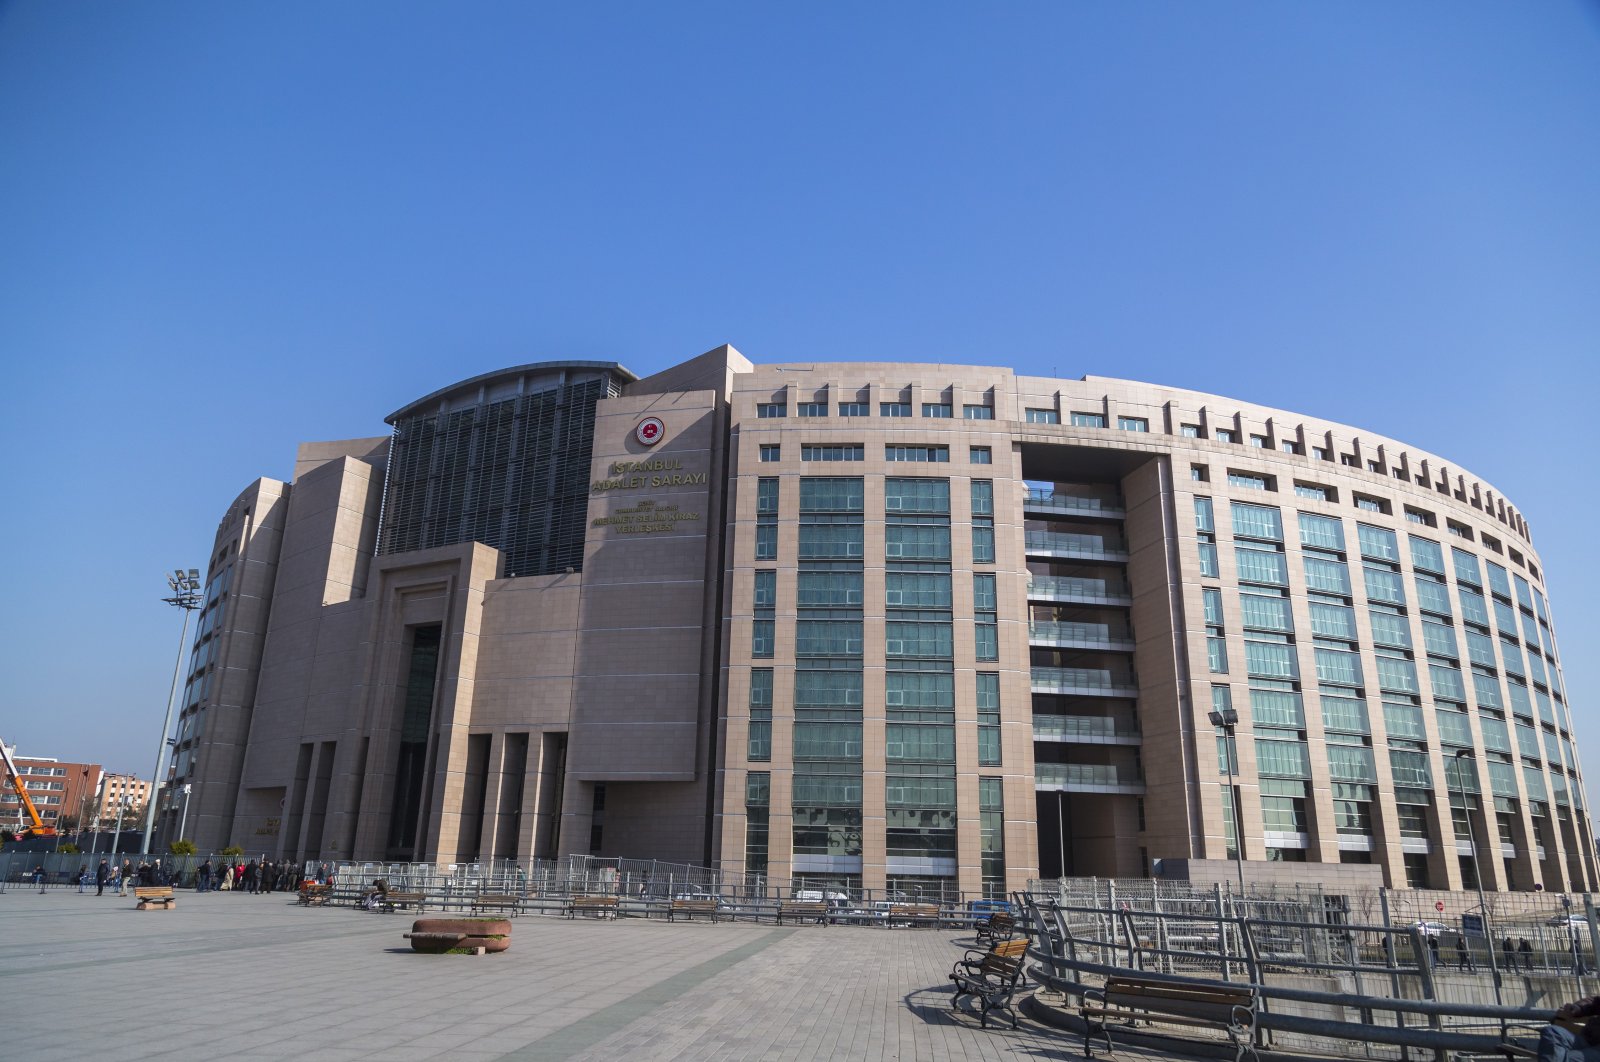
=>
[971,480,995,564]
[755,478,778,560]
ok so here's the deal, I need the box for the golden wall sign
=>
[590,457,708,494]
[591,499,702,535]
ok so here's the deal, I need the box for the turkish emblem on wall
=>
[636,417,666,446]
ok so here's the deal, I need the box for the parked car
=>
[1409,920,1449,937]
[1547,914,1590,928]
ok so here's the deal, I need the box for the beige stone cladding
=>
[179,476,292,852]
[715,362,1041,896]
[708,360,1592,896]
[563,384,728,866]
[226,448,391,857]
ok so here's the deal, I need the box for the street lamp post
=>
[178,783,192,843]
[1207,706,1247,896]
[141,568,202,855]
[1452,749,1503,1002]
[112,795,131,855]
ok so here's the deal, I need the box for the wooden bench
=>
[471,894,523,916]
[950,937,1029,1028]
[975,911,1016,946]
[1082,975,1258,1062]
[669,899,720,923]
[777,901,830,925]
[298,882,331,906]
[135,886,176,910]
[887,902,943,927]
[567,895,619,919]
[375,890,427,913]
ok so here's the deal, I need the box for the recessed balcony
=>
[1034,762,1145,794]
[1032,715,1142,745]
[1025,531,1129,563]
[1031,666,1140,699]
[1024,489,1126,521]
[1028,621,1136,652]
[1026,575,1133,607]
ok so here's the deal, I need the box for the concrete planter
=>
[403,917,512,954]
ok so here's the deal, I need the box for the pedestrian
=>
[1456,936,1475,972]
[76,864,89,893]
[95,859,109,897]
[197,859,211,893]
[1574,935,1590,977]
[1429,936,1441,968]
[119,860,132,896]
[33,864,45,893]
[220,864,234,891]
[1522,937,1536,971]
[244,859,258,894]
[260,859,274,896]
[1505,936,1517,971]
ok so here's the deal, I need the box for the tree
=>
[168,839,197,855]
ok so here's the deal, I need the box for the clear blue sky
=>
[2,2,1598,804]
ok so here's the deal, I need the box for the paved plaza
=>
[0,888,1171,1061]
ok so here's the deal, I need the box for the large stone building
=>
[167,345,1596,896]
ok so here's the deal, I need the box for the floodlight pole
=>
[142,569,201,855]
[1208,707,1247,898]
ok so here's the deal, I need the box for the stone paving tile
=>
[1,890,1184,1061]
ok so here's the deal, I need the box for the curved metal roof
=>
[386,360,638,424]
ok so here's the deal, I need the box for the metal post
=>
[178,784,192,842]
[1209,707,1246,896]
[142,569,201,854]
[1453,750,1503,1004]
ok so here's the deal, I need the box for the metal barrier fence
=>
[1020,886,1598,1059]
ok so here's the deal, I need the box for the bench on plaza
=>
[375,890,427,914]
[1081,974,1258,1062]
[887,902,943,928]
[135,886,176,911]
[298,882,331,906]
[974,911,1016,946]
[777,901,830,925]
[471,894,524,916]
[950,937,1028,1028]
[567,895,619,919]
[669,898,720,923]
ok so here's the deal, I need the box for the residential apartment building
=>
[2,752,102,833]
[171,345,1595,895]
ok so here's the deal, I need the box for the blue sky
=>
[2,2,1598,806]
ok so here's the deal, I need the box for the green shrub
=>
[168,839,197,855]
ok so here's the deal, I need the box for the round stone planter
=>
[403,917,512,954]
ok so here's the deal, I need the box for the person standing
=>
[95,859,110,897]
[196,859,211,893]
[33,864,45,893]
[1521,937,1536,971]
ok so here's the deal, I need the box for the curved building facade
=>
[169,345,1594,896]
